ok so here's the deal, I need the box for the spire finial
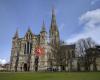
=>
[27,26,31,32]
[41,20,46,32]
[52,6,55,15]
[13,28,19,39]
[43,20,45,27]
[51,6,57,28]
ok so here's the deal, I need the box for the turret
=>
[40,20,47,44]
[25,27,33,40]
[13,29,19,39]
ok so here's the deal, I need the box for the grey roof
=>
[60,44,75,49]
[96,45,100,49]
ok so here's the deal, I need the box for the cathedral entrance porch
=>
[23,63,28,71]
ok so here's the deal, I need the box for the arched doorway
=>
[24,63,27,71]
[61,65,65,71]
[34,56,39,72]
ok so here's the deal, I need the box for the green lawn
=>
[0,72,100,80]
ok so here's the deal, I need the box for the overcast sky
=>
[0,0,100,64]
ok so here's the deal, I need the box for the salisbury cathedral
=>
[10,8,100,72]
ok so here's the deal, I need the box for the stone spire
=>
[52,7,56,23]
[49,7,60,47]
[13,28,19,39]
[40,20,47,45]
[27,27,32,33]
[50,7,58,31]
[41,20,46,32]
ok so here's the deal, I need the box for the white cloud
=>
[0,59,7,64]
[66,9,100,44]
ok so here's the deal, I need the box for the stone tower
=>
[49,8,60,47]
[38,21,48,70]
[40,20,47,45]
[10,29,20,71]
[48,8,60,69]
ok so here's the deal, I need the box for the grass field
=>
[0,72,100,80]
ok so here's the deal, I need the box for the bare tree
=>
[50,41,68,71]
[85,48,100,71]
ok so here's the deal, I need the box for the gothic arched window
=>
[24,42,32,54]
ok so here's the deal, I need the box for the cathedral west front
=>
[10,8,100,72]
[10,8,60,72]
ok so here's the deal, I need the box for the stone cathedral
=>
[10,8,100,72]
[10,8,60,72]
